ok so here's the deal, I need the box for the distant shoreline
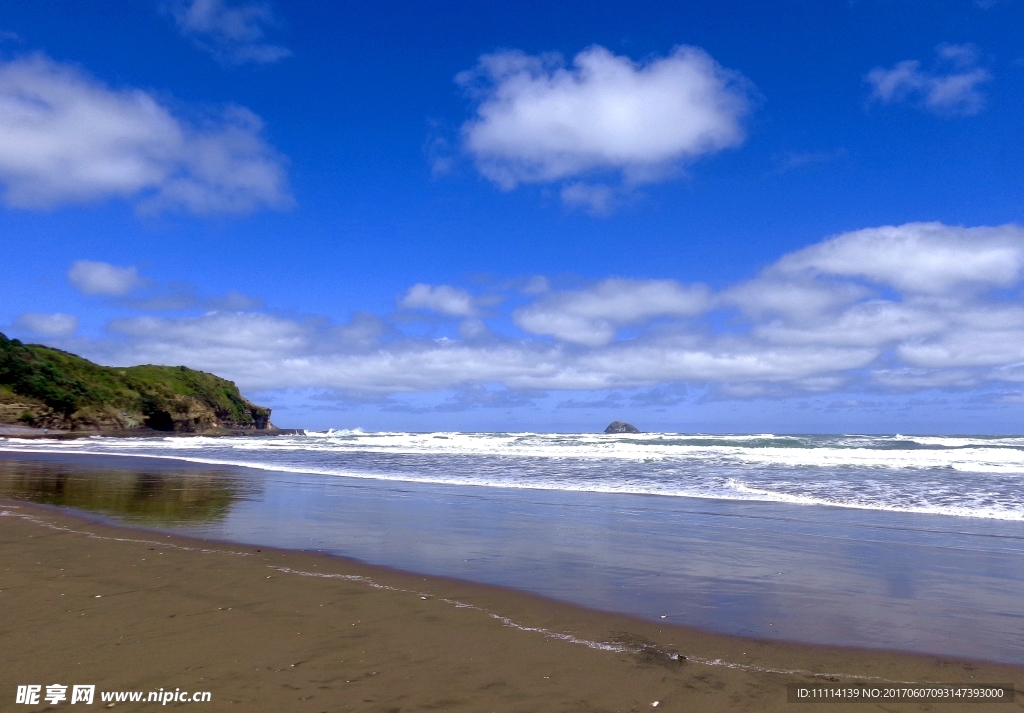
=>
[0,424,306,439]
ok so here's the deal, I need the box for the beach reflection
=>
[0,458,250,524]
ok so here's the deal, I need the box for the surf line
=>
[269,565,920,683]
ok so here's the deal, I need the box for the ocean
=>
[3,431,1022,520]
[2,431,1023,663]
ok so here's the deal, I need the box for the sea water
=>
[2,431,1022,520]
[1,432,1023,663]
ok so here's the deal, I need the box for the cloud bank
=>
[458,45,752,206]
[0,54,290,213]
[34,222,1024,406]
[514,279,711,346]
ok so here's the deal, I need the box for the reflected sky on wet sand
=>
[2,451,1023,665]
[0,454,254,525]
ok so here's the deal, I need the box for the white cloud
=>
[110,281,263,311]
[169,0,290,65]
[724,279,867,321]
[866,44,991,116]
[459,45,751,192]
[46,221,1024,402]
[731,223,1024,372]
[102,312,310,377]
[88,316,569,391]
[333,312,392,348]
[68,260,146,296]
[576,339,876,385]
[0,53,290,213]
[110,311,306,350]
[514,279,712,346]
[755,300,948,349]
[72,312,875,394]
[771,222,1024,293]
[459,318,489,340]
[560,182,615,215]
[204,290,263,311]
[15,312,78,336]
[898,328,1024,369]
[400,284,477,317]
[870,368,978,390]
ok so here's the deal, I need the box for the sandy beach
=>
[2,500,1021,712]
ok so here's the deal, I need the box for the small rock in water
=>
[604,421,640,434]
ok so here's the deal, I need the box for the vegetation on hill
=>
[0,332,274,433]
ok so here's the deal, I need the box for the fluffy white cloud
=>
[48,221,1024,401]
[755,301,946,348]
[110,311,307,353]
[89,315,566,391]
[898,326,1024,369]
[332,312,393,348]
[724,278,867,321]
[866,44,991,116]
[576,339,876,386]
[771,222,1024,293]
[0,54,290,213]
[514,279,712,346]
[170,0,290,65]
[727,223,1024,379]
[15,312,78,336]
[400,283,477,317]
[74,311,876,394]
[68,260,145,296]
[459,45,751,191]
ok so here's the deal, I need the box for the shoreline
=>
[0,424,306,439]
[2,499,1022,711]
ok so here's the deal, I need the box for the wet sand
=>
[5,449,1023,665]
[2,501,1021,712]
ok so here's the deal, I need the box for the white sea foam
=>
[2,432,1023,520]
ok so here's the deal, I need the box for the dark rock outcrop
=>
[604,421,640,434]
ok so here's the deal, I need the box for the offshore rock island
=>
[0,332,281,436]
[604,421,640,434]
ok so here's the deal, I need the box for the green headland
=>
[0,332,278,435]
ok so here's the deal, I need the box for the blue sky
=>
[3,0,1024,433]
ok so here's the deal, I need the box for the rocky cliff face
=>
[0,333,276,434]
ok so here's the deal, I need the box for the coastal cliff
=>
[0,332,277,435]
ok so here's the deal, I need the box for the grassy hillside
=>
[0,332,273,433]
